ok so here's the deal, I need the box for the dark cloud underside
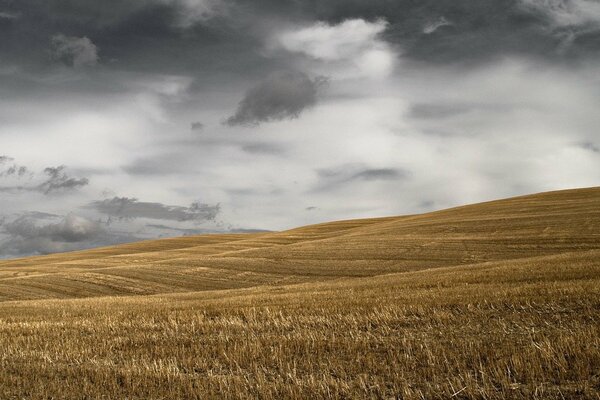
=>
[0,0,598,82]
[88,197,220,222]
[0,164,88,194]
[0,213,136,256]
[225,71,326,126]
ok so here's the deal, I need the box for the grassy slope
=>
[0,187,598,302]
[0,187,599,399]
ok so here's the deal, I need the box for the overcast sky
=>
[0,0,599,257]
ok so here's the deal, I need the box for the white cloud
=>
[423,17,452,34]
[274,19,396,79]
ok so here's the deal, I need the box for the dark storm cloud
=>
[2,0,599,83]
[0,212,136,256]
[225,71,327,126]
[88,197,220,222]
[0,0,270,79]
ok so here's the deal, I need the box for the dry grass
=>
[0,187,599,399]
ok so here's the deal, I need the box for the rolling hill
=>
[0,187,599,399]
[0,187,598,302]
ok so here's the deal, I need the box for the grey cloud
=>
[409,103,472,119]
[579,142,600,153]
[314,165,409,192]
[409,102,524,121]
[122,155,189,176]
[305,206,318,211]
[0,0,269,80]
[241,142,285,155]
[146,223,270,235]
[0,165,29,178]
[353,169,406,181]
[20,211,60,219]
[191,121,204,131]
[0,156,30,178]
[225,71,327,127]
[146,223,214,235]
[0,213,135,257]
[50,34,99,68]
[39,166,89,194]
[4,214,102,243]
[515,0,600,54]
[318,166,407,181]
[88,197,220,222]
[226,186,284,197]
[419,200,435,209]
[0,164,88,194]
[518,0,600,30]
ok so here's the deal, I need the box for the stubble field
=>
[0,187,599,399]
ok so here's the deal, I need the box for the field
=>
[0,187,599,399]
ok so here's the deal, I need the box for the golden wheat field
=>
[0,187,599,399]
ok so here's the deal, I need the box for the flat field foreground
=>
[0,187,599,399]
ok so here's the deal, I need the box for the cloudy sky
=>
[0,0,599,257]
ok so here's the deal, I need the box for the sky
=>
[0,0,599,257]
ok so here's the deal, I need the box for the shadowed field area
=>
[0,187,599,399]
